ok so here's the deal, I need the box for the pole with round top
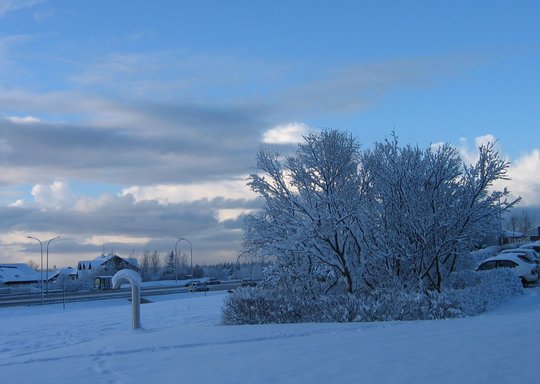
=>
[45,236,61,294]
[27,236,44,305]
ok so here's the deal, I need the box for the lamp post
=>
[45,236,61,294]
[177,237,193,285]
[27,236,44,305]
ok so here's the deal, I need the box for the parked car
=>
[519,242,540,254]
[499,248,540,265]
[476,253,538,286]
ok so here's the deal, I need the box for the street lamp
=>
[27,236,44,305]
[177,237,193,285]
[46,236,61,294]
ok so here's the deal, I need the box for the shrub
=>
[222,268,523,325]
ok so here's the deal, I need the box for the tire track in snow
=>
[0,324,365,368]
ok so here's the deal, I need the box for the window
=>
[478,261,497,270]
[518,256,534,264]
[497,260,518,268]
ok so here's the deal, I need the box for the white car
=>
[519,242,540,254]
[477,253,538,286]
[499,248,540,264]
[189,281,209,292]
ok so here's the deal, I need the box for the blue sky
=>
[1,0,539,267]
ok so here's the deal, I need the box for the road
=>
[0,281,242,307]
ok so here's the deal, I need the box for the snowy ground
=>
[2,288,540,384]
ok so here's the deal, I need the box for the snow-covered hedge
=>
[222,269,523,325]
[222,286,360,325]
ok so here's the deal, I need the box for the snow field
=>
[2,289,540,384]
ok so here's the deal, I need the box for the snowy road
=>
[0,281,239,307]
[2,289,540,384]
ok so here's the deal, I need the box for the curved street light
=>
[27,236,44,305]
[46,236,61,294]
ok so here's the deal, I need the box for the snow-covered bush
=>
[222,287,306,325]
[222,287,361,325]
[446,268,523,315]
[355,268,522,321]
[223,268,523,324]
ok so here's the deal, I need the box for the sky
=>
[1,0,539,268]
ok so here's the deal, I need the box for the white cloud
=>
[0,230,32,244]
[474,134,497,148]
[0,0,43,17]
[458,135,540,207]
[430,142,445,152]
[9,199,25,207]
[83,235,151,247]
[458,135,504,165]
[31,180,76,210]
[0,230,60,245]
[263,122,311,145]
[217,208,256,223]
[6,115,41,124]
[506,149,540,206]
[72,194,117,213]
[121,178,256,204]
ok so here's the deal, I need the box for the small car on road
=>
[189,281,209,292]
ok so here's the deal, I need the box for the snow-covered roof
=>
[501,230,523,238]
[78,253,116,270]
[0,263,41,284]
[61,267,77,275]
[525,226,540,236]
[77,253,138,270]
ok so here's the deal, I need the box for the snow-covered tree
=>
[139,251,151,281]
[245,130,369,293]
[233,129,522,324]
[164,251,176,276]
[362,136,517,291]
[519,210,534,236]
[244,130,517,295]
[150,251,161,279]
[27,259,40,271]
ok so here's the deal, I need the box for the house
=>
[526,226,540,242]
[0,263,45,294]
[0,263,44,286]
[49,267,78,281]
[76,253,138,279]
[501,230,525,245]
